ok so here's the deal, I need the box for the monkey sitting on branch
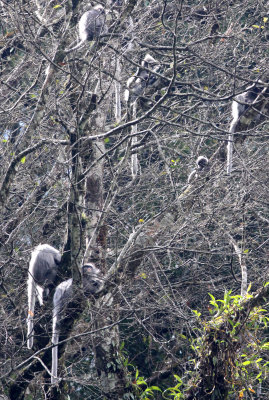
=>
[66,5,107,53]
[27,244,61,349]
[124,54,162,178]
[187,156,209,184]
[124,53,162,106]
[227,80,269,174]
[51,263,103,384]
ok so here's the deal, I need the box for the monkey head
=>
[82,263,103,295]
[196,156,208,170]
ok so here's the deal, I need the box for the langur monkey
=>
[27,244,61,349]
[124,54,161,104]
[188,156,209,183]
[229,82,266,134]
[51,263,103,384]
[227,81,267,174]
[124,54,161,178]
[66,5,107,53]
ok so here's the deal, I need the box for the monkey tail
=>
[27,311,34,349]
[131,101,139,179]
[51,341,58,384]
[51,316,59,384]
[27,276,36,349]
[227,122,236,175]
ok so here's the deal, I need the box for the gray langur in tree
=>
[27,244,61,349]
[66,5,107,53]
[124,54,161,104]
[229,81,266,135]
[227,81,267,174]
[187,156,209,183]
[124,54,161,178]
[51,263,103,384]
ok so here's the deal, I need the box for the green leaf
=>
[192,309,201,317]
[20,156,26,164]
[208,293,216,302]
[104,137,110,143]
[53,4,62,8]
[174,374,183,383]
[149,386,161,391]
[137,377,147,385]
